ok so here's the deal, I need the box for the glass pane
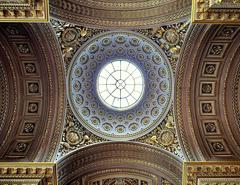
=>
[97,59,144,111]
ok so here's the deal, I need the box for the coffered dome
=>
[67,31,173,141]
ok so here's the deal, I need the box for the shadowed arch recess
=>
[175,24,240,161]
[0,23,66,162]
[57,142,183,185]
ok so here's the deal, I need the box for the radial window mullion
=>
[97,60,144,111]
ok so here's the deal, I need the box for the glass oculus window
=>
[97,60,144,111]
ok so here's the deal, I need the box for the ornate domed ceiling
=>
[51,19,189,159]
[50,0,191,29]
[67,31,173,140]
[1,1,240,184]
[0,16,190,165]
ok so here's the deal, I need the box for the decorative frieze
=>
[192,0,240,23]
[0,0,48,22]
[183,162,240,185]
[0,162,57,185]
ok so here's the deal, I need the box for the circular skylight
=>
[97,60,144,111]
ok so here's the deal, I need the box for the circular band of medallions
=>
[67,31,173,141]
[57,142,182,185]
[175,24,240,160]
[0,23,66,162]
[50,0,191,29]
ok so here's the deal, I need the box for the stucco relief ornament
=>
[67,31,173,141]
[135,21,189,72]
